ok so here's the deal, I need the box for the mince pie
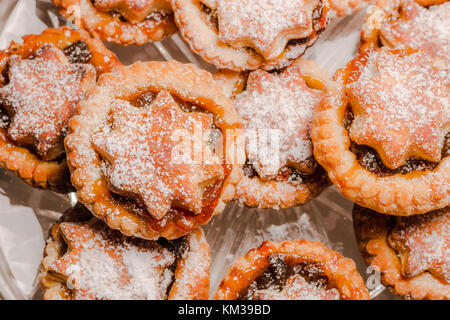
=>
[40,203,210,300]
[65,60,243,240]
[52,0,177,45]
[214,240,369,300]
[361,0,449,68]
[311,49,449,215]
[215,59,330,209]
[0,27,121,192]
[353,204,449,299]
[170,0,334,71]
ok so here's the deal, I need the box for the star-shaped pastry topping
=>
[48,220,175,299]
[0,44,95,161]
[379,1,450,65]
[347,50,450,169]
[215,0,315,60]
[92,91,224,220]
[94,0,172,23]
[388,209,449,283]
[233,63,321,179]
[253,275,340,300]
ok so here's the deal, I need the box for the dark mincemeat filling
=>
[243,157,316,180]
[157,237,190,298]
[243,158,329,195]
[63,40,93,64]
[200,3,219,32]
[238,253,331,300]
[132,91,207,114]
[344,108,449,176]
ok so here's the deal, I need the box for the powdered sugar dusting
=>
[389,209,449,283]
[49,221,175,300]
[379,1,450,65]
[92,91,223,220]
[347,50,450,169]
[234,65,321,179]
[0,44,93,160]
[214,0,316,59]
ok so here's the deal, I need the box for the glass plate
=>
[0,0,395,300]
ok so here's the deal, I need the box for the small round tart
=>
[170,0,332,71]
[361,0,450,67]
[0,27,120,193]
[312,49,449,215]
[353,205,449,299]
[65,60,243,240]
[215,59,330,209]
[52,0,177,45]
[40,204,210,300]
[214,240,369,300]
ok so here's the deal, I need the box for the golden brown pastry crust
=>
[214,240,369,300]
[360,0,449,55]
[311,49,449,216]
[170,0,330,71]
[328,0,367,17]
[40,205,211,300]
[0,27,121,193]
[52,0,177,45]
[353,205,450,300]
[65,60,243,240]
[215,59,330,209]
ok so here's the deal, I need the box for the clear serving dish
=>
[0,0,396,300]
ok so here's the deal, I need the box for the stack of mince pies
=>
[0,0,447,300]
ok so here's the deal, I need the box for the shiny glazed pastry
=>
[214,240,369,300]
[215,59,330,209]
[311,48,449,215]
[40,204,211,300]
[52,0,177,45]
[353,204,449,299]
[0,27,121,192]
[65,60,243,240]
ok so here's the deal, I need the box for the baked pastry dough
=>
[353,204,449,299]
[0,27,120,192]
[40,203,210,300]
[65,60,243,240]
[328,0,368,17]
[52,0,177,45]
[215,59,330,209]
[361,0,449,67]
[170,0,331,71]
[214,240,369,300]
[311,48,449,215]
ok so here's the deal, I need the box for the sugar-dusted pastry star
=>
[48,220,175,300]
[347,50,450,169]
[0,44,94,161]
[234,63,321,179]
[94,0,172,23]
[388,210,449,283]
[253,274,341,300]
[92,91,224,220]
[379,1,450,65]
[216,0,314,60]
